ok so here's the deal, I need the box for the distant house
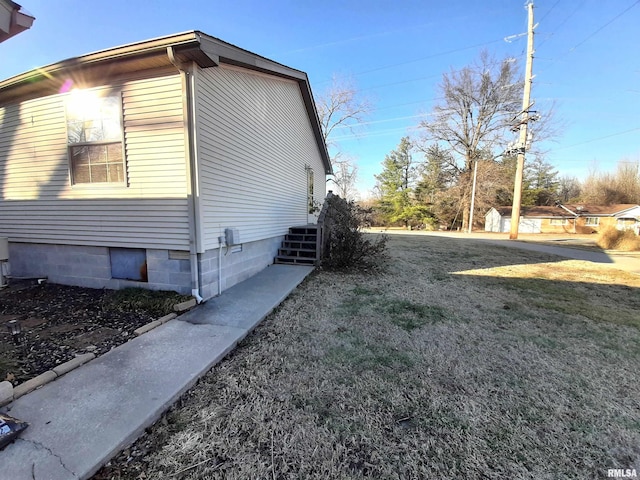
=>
[0,1,34,43]
[485,204,640,234]
[0,31,331,300]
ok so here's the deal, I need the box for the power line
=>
[360,73,442,93]
[537,0,562,24]
[359,54,527,94]
[331,114,427,131]
[315,36,508,86]
[376,98,444,112]
[357,38,505,76]
[331,125,422,142]
[330,99,525,137]
[537,0,585,48]
[569,0,640,51]
[547,127,640,152]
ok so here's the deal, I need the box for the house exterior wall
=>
[575,217,609,234]
[539,218,576,233]
[519,218,541,234]
[485,215,640,235]
[0,73,190,250]
[572,207,640,233]
[8,242,192,294]
[188,64,327,299]
[197,235,283,300]
[1,62,328,298]
[485,209,540,233]
[485,211,575,234]
[194,64,326,251]
[614,206,640,234]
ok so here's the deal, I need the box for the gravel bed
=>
[0,280,182,386]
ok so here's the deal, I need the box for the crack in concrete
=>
[16,438,78,479]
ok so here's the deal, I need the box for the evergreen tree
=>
[414,144,457,204]
[374,137,427,227]
[525,156,559,205]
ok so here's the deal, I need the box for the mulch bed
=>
[0,280,175,387]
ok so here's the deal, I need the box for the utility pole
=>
[468,159,478,233]
[509,2,535,240]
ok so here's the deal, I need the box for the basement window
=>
[66,90,126,185]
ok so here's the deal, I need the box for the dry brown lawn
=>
[98,234,640,479]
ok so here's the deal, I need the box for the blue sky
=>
[3,0,639,198]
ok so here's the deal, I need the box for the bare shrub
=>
[322,195,388,271]
[596,226,640,251]
[597,226,621,249]
[617,232,640,251]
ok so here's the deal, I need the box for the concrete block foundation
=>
[7,235,285,300]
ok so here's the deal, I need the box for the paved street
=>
[368,229,640,275]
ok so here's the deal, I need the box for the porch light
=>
[5,319,22,345]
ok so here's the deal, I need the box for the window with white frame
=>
[66,90,125,184]
[617,218,637,229]
[584,217,599,226]
[549,218,569,226]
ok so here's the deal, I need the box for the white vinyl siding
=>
[519,218,541,233]
[0,200,187,248]
[484,208,502,232]
[0,74,190,250]
[195,65,326,250]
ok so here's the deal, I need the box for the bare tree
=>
[580,160,640,204]
[615,160,640,203]
[316,75,371,200]
[332,153,359,200]
[557,175,582,203]
[419,51,523,230]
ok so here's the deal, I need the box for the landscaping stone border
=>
[1,306,186,407]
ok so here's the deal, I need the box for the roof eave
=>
[0,0,35,43]
[0,31,202,90]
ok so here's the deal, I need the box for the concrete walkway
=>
[0,264,313,480]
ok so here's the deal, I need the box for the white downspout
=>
[218,235,225,296]
[168,46,203,303]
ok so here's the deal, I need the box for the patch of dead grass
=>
[450,260,640,328]
[97,234,640,479]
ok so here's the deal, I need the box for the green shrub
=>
[596,226,640,251]
[321,196,388,271]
